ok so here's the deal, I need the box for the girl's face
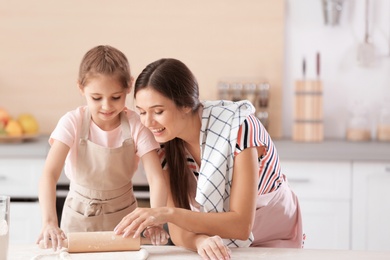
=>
[80,74,129,130]
[135,87,190,143]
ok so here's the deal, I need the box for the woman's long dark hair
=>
[134,58,201,209]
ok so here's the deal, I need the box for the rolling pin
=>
[39,231,150,253]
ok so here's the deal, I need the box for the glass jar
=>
[217,81,231,100]
[346,104,371,141]
[377,102,390,141]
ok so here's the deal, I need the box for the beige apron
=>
[60,109,137,233]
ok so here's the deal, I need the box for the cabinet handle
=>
[287,178,311,184]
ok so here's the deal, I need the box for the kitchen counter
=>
[274,139,390,161]
[8,244,390,259]
[1,135,389,161]
[0,135,49,158]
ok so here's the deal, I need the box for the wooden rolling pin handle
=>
[68,231,140,252]
[39,231,151,253]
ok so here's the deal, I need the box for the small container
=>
[346,104,371,141]
[377,103,390,141]
[218,82,231,100]
[231,83,243,102]
[255,83,270,108]
[243,82,257,105]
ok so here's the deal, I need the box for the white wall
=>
[283,0,390,139]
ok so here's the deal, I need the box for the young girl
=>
[114,58,303,260]
[36,45,168,250]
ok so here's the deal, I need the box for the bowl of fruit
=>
[0,107,40,143]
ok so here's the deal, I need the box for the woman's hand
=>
[114,207,170,239]
[142,225,170,245]
[197,235,231,260]
[36,224,67,251]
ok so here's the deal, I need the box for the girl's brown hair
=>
[134,58,201,209]
[78,45,131,89]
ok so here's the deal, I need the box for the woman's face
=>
[135,87,189,143]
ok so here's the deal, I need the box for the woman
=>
[115,58,303,259]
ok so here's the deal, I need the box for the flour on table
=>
[30,248,70,260]
[30,248,149,260]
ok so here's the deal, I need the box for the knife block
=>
[293,80,323,142]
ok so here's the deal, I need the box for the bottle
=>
[231,83,243,102]
[217,81,230,100]
[243,82,256,104]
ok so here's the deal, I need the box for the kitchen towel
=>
[196,100,255,247]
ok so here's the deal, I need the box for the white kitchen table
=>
[7,244,390,260]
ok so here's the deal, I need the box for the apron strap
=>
[80,107,91,142]
[120,110,132,142]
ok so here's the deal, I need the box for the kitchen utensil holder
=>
[293,80,323,142]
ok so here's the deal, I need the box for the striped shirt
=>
[159,114,283,196]
[236,114,283,195]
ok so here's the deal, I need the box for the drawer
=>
[0,159,44,198]
[282,160,352,200]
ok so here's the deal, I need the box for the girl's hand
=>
[114,207,169,239]
[36,224,67,251]
[142,225,170,245]
[197,235,231,260]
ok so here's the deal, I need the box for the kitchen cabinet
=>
[352,161,390,251]
[0,158,43,198]
[10,202,41,244]
[0,158,44,244]
[282,161,352,250]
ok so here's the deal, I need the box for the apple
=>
[0,107,10,128]
[5,119,23,136]
[18,113,39,134]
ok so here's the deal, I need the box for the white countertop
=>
[8,244,390,260]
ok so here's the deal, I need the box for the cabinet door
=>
[0,158,44,198]
[10,202,41,244]
[282,161,352,250]
[352,161,390,251]
[0,158,44,244]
